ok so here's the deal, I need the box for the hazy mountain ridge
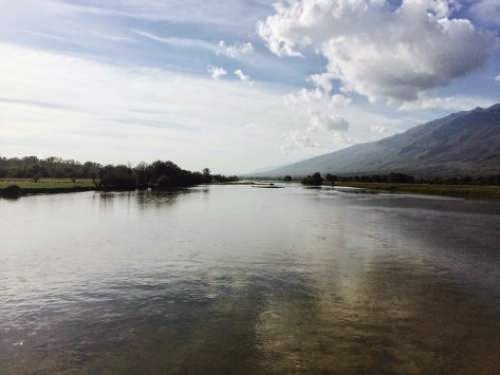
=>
[260,103,500,177]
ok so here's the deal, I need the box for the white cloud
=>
[370,125,389,134]
[330,94,352,108]
[308,73,335,93]
[399,95,497,111]
[308,112,349,133]
[283,87,351,141]
[62,0,272,28]
[324,116,349,132]
[216,41,254,58]
[281,85,356,154]
[258,0,494,102]
[234,69,255,86]
[208,66,228,80]
[285,88,350,109]
[132,29,216,51]
[280,131,320,152]
[496,75,500,83]
[280,128,353,154]
[132,32,257,60]
[280,80,422,155]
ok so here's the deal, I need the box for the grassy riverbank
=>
[0,178,96,196]
[0,178,95,189]
[336,181,500,200]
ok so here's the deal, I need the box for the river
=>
[1,185,500,374]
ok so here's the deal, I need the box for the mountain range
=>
[259,103,500,177]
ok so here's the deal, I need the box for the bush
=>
[1,185,23,198]
[325,174,337,185]
[212,174,239,183]
[98,165,136,189]
[302,172,323,186]
[156,175,174,190]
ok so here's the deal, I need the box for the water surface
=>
[1,185,500,374]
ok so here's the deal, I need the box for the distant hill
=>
[259,103,500,177]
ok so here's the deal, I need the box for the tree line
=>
[336,173,500,185]
[0,156,238,189]
[284,172,500,186]
[0,156,100,180]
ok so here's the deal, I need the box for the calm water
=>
[1,185,500,374]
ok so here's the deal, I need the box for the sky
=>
[0,0,499,174]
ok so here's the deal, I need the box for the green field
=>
[337,182,500,200]
[0,178,95,190]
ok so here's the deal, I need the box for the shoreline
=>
[336,182,500,201]
[2,179,500,201]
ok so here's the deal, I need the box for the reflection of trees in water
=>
[135,188,209,209]
[135,190,183,209]
[95,191,115,210]
[96,188,210,211]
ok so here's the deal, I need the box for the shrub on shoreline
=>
[1,185,23,198]
[301,172,323,186]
